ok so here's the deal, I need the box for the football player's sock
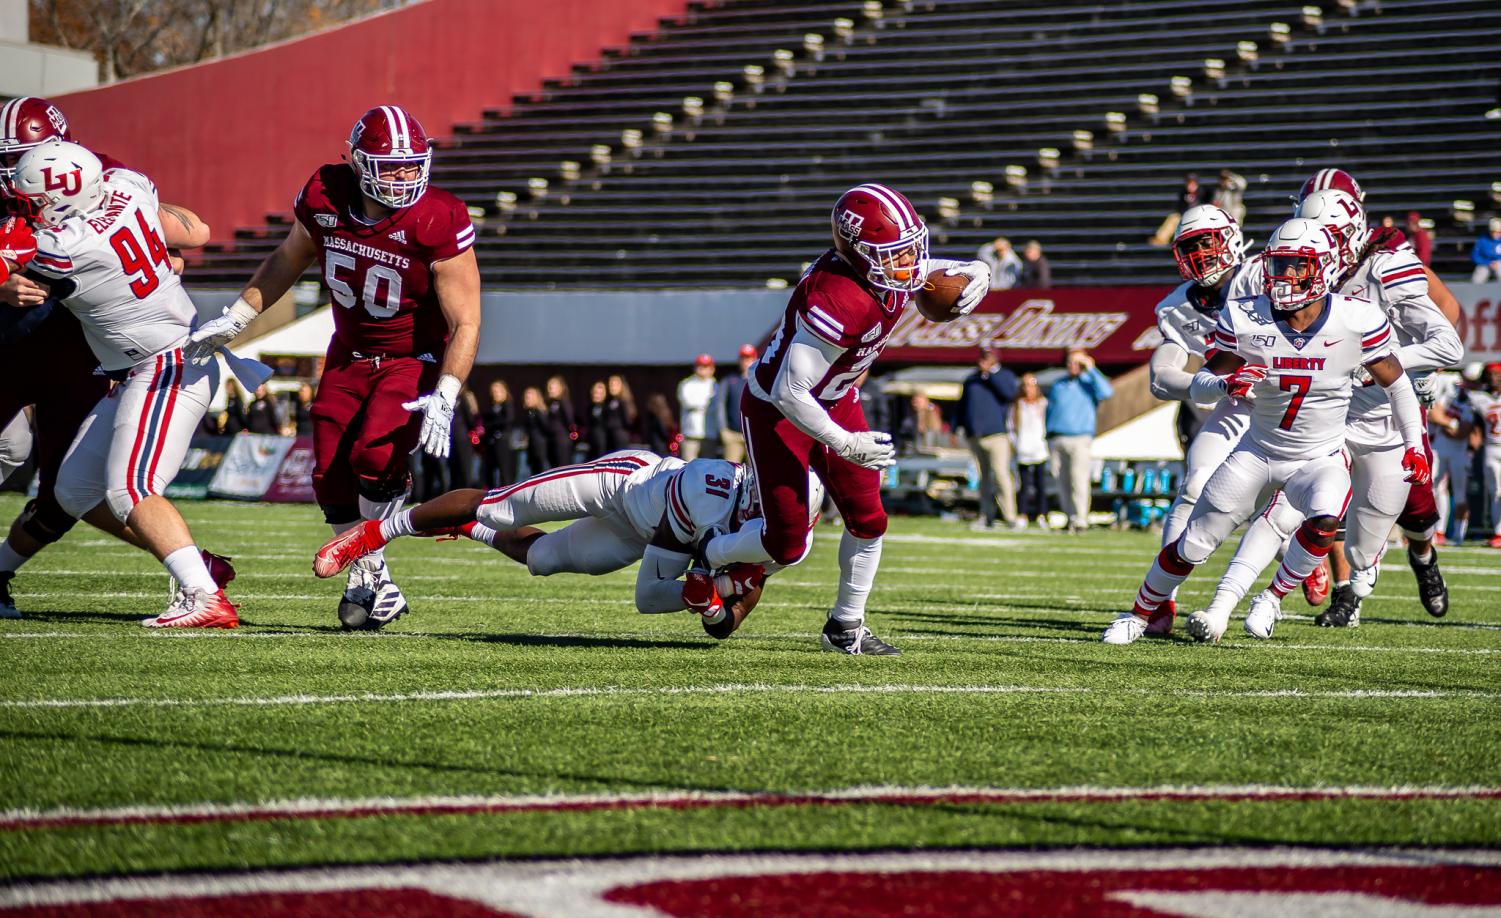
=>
[358,495,403,573]
[379,510,419,542]
[464,521,498,546]
[1269,524,1334,599]
[163,545,216,593]
[705,519,775,568]
[1132,543,1194,617]
[0,541,28,574]
[830,533,882,627]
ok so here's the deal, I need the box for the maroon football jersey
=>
[294,163,474,356]
[752,249,910,404]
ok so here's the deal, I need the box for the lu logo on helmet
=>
[41,166,81,195]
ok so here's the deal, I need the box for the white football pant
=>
[1162,400,1252,549]
[1486,448,1501,536]
[0,411,33,486]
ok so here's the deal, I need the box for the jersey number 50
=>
[325,252,402,319]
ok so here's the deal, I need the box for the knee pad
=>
[844,508,887,541]
[17,498,77,546]
[1177,529,1217,566]
[356,474,411,503]
[321,502,360,526]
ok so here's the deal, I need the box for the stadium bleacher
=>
[194,0,1501,288]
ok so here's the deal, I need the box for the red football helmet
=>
[348,105,432,209]
[1298,168,1364,205]
[0,97,72,194]
[831,183,928,293]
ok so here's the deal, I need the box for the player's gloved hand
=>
[944,261,991,316]
[0,216,36,267]
[1224,363,1269,399]
[838,430,896,469]
[402,373,461,460]
[714,562,766,599]
[682,568,724,619]
[1412,374,1437,406]
[1401,447,1431,485]
[1351,364,1374,387]
[184,297,258,365]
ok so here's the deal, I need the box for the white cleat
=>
[1186,608,1230,644]
[1243,590,1283,640]
[1102,614,1147,645]
[1350,563,1380,599]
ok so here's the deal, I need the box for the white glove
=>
[1351,364,1373,387]
[944,261,991,316]
[402,374,461,459]
[837,430,896,469]
[1412,374,1437,406]
[184,298,258,366]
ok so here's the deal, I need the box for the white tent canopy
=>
[1091,402,1183,461]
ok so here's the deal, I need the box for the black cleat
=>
[0,571,19,619]
[820,619,901,655]
[1408,547,1448,618]
[1315,584,1361,628]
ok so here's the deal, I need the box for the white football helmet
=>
[1171,204,1249,286]
[1263,218,1341,312]
[1296,189,1367,273]
[11,140,104,228]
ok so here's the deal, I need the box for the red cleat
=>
[144,588,239,629]
[1431,533,1447,547]
[1302,558,1330,606]
[1144,599,1176,635]
[313,520,388,578]
[1489,535,1501,550]
[202,549,236,589]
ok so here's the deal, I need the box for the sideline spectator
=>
[245,384,285,435]
[1019,240,1052,289]
[958,347,1021,530]
[222,385,248,435]
[521,385,548,476]
[898,393,946,453]
[584,380,610,459]
[450,388,479,488]
[677,353,718,460]
[643,393,677,456]
[1150,173,1208,246]
[1011,372,1051,528]
[976,236,1022,290]
[291,382,315,436]
[1212,169,1247,225]
[1046,349,1113,533]
[480,380,516,488]
[716,344,756,462]
[604,374,637,452]
[543,375,575,469]
[1406,211,1433,266]
[1472,218,1501,283]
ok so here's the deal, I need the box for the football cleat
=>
[1145,599,1176,636]
[1349,562,1380,600]
[1185,608,1230,644]
[1302,559,1330,606]
[337,562,380,630]
[0,572,20,619]
[166,550,236,611]
[314,520,389,578]
[1315,584,1361,628]
[1488,534,1501,550]
[143,588,238,629]
[1243,590,1283,640]
[820,619,901,655]
[1408,547,1448,618]
[364,579,409,629]
[1102,613,1147,645]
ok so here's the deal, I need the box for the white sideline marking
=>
[4,682,1495,711]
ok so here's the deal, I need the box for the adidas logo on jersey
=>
[389,229,408,244]
[315,213,338,228]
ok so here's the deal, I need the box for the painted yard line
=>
[20,570,462,582]
[4,783,1498,834]
[4,682,1495,713]
[7,590,638,604]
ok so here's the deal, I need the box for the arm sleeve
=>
[635,544,693,613]
[1381,373,1426,452]
[769,322,855,452]
[1149,342,1196,402]
[1391,299,1463,373]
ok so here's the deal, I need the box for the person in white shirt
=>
[1010,373,1050,527]
[677,353,718,461]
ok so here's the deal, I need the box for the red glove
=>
[682,569,723,618]
[1225,363,1269,399]
[714,563,765,599]
[0,216,36,268]
[1401,447,1431,485]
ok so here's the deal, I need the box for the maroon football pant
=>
[311,344,439,515]
[0,309,108,515]
[740,388,887,567]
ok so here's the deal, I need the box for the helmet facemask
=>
[1173,228,1237,286]
[852,225,929,293]
[350,146,431,210]
[1265,250,1332,313]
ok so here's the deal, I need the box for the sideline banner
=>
[208,434,296,499]
[1451,282,1501,364]
[164,436,233,499]
[262,436,317,503]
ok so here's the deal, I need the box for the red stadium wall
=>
[51,0,689,245]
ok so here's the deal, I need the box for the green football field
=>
[2,494,1499,887]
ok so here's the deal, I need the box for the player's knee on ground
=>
[1301,515,1340,549]
[17,498,77,546]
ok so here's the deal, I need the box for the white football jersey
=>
[1215,292,1393,460]
[1342,247,1459,422]
[619,456,740,544]
[1468,390,1501,449]
[29,170,195,371]
[1154,283,1223,360]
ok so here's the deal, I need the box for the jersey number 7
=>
[1278,374,1313,430]
[109,211,170,299]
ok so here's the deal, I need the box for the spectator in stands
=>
[1012,372,1051,529]
[976,237,1022,290]
[1150,173,1208,246]
[1406,211,1433,266]
[543,375,576,469]
[1212,169,1248,226]
[585,380,610,459]
[715,344,756,462]
[1047,349,1114,533]
[521,385,548,477]
[898,393,947,453]
[604,374,637,451]
[1472,218,1501,283]
[958,347,1021,530]
[857,369,891,435]
[1019,240,1052,289]
[222,385,248,435]
[245,384,285,435]
[643,393,678,456]
[480,380,516,488]
[677,353,718,461]
[450,388,480,489]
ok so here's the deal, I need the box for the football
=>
[914,267,969,322]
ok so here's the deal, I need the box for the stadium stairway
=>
[193,0,1501,289]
